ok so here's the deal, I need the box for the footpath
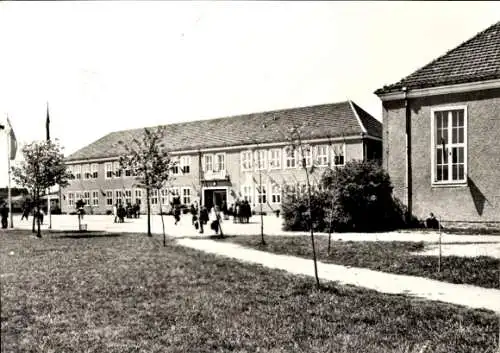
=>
[176,238,500,313]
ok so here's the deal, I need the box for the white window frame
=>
[299,145,312,168]
[254,150,267,171]
[171,157,180,175]
[315,145,329,167]
[74,165,82,179]
[241,185,253,204]
[430,105,468,185]
[67,165,75,179]
[115,190,123,204]
[180,156,191,174]
[284,147,297,169]
[257,184,267,204]
[83,191,90,205]
[268,148,281,170]
[91,163,99,179]
[124,189,132,204]
[241,150,253,171]
[150,189,158,205]
[182,187,191,205]
[105,162,113,179]
[332,143,346,166]
[113,161,122,178]
[82,164,91,180]
[134,189,142,205]
[106,190,113,206]
[92,190,99,206]
[214,153,225,172]
[68,192,75,206]
[203,154,213,172]
[271,184,281,204]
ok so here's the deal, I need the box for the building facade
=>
[62,100,382,215]
[376,21,500,227]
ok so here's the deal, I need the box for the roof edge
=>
[348,100,368,134]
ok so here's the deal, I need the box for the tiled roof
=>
[66,101,381,162]
[375,21,500,95]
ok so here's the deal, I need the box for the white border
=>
[430,105,468,186]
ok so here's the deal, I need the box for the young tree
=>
[11,140,70,238]
[284,124,321,289]
[118,126,174,242]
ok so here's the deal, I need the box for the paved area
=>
[176,238,500,313]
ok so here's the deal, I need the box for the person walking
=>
[198,205,209,234]
[1,202,9,229]
[190,202,199,229]
[113,203,118,223]
[21,201,30,221]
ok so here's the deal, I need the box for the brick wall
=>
[383,88,500,223]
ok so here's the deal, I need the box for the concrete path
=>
[176,238,500,313]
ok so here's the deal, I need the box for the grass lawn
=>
[216,235,500,289]
[1,230,498,353]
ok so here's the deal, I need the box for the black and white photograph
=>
[1,1,499,352]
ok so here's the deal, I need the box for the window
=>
[284,147,297,168]
[91,163,99,178]
[125,189,132,204]
[124,167,132,177]
[74,165,82,179]
[68,193,75,206]
[82,164,91,180]
[160,189,168,205]
[67,165,75,179]
[105,162,113,179]
[300,146,312,168]
[255,150,267,170]
[113,162,122,178]
[257,184,267,204]
[271,184,281,204]
[241,185,253,204]
[268,149,281,169]
[92,190,99,206]
[215,153,225,171]
[106,191,113,206]
[315,145,329,166]
[83,191,90,205]
[204,154,213,172]
[332,144,345,166]
[432,107,467,184]
[150,189,158,205]
[180,156,191,174]
[241,151,253,171]
[134,189,142,205]
[115,190,123,204]
[182,187,191,205]
[172,157,180,174]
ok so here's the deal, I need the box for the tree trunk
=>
[146,187,151,237]
[304,160,320,289]
[158,189,166,246]
[32,192,36,233]
[36,194,41,238]
[259,168,265,245]
[327,193,335,255]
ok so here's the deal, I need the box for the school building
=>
[62,100,382,215]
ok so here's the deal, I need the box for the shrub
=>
[281,160,422,232]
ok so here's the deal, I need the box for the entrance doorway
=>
[203,189,227,211]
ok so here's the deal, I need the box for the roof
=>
[66,100,381,162]
[375,21,500,95]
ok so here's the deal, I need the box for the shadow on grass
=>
[52,230,124,239]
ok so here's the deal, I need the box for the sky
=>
[0,1,499,187]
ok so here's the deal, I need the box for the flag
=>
[46,102,51,141]
[7,117,17,160]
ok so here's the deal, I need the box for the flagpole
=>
[46,102,52,229]
[7,117,13,228]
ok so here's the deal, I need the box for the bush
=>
[281,160,422,233]
[282,190,328,232]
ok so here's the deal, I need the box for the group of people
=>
[113,201,141,223]
[227,200,252,224]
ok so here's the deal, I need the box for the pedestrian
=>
[21,201,30,221]
[1,202,9,229]
[118,203,126,223]
[113,203,118,223]
[199,205,209,234]
[210,205,221,235]
[190,202,199,227]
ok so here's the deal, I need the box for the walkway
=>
[176,238,500,313]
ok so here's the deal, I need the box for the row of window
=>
[239,144,345,172]
[239,182,325,205]
[67,187,193,207]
